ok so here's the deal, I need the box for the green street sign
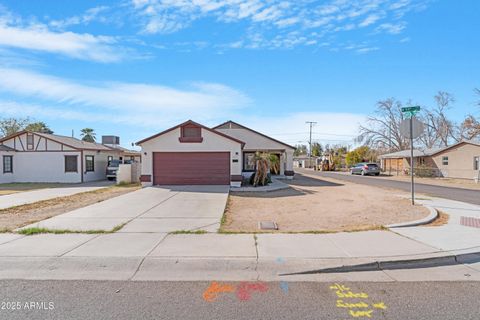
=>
[401,106,421,113]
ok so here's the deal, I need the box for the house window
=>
[179,125,203,142]
[27,133,34,150]
[3,156,13,173]
[442,156,449,166]
[243,152,256,171]
[85,155,95,172]
[65,156,78,172]
[418,157,425,165]
[130,156,135,161]
[474,156,479,171]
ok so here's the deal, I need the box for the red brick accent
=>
[140,174,152,182]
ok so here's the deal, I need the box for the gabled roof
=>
[0,144,15,151]
[107,145,141,155]
[135,120,246,147]
[429,140,480,156]
[379,148,443,159]
[212,120,296,150]
[0,131,115,151]
[379,140,480,159]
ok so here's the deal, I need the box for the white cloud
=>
[0,19,124,62]
[358,14,381,27]
[130,0,430,51]
[376,22,406,34]
[49,6,109,29]
[0,67,250,116]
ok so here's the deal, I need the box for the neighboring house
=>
[101,135,142,163]
[293,156,319,169]
[379,140,480,180]
[136,120,295,187]
[0,131,120,183]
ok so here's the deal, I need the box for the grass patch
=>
[169,230,208,235]
[17,223,127,235]
[423,210,449,227]
[115,182,141,188]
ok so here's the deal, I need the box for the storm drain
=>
[259,221,278,230]
[460,216,480,228]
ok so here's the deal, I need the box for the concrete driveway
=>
[20,185,229,233]
[0,181,112,210]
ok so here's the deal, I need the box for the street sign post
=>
[401,106,422,205]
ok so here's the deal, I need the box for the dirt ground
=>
[0,184,140,232]
[221,174,429,233]
[378,175,480,191]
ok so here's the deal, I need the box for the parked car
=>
[106,159,122,180]
[351,162,380,176]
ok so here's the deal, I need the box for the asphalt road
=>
[0,280,478,320]
[300,169,480,205]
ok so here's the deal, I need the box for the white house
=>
[136,120,295,187]
[0,131,121,183]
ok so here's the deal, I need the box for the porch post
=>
[280,152,285,176]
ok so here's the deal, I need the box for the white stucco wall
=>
[82,150,117,182]
[6,152,82,183]
[139,127,243,186]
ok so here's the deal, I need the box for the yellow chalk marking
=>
[330,283,350,291]
[336,300,369,309]
[336,291,369,299]
[373,302,387,310]
[349,310,373,318]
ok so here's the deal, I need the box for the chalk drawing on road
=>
[329,283,387,318]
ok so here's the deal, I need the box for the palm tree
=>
[252,152,271,186]
[80,128,96,142]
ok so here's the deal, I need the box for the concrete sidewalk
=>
[392,197,480,251]
[1,229,478,281]
[0,182,110,210]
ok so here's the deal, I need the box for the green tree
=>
[80,128,96,142]
[0,117,30,137]
[311,142,323,157]
[345,146,377,167]
[25,121,54,134]
[293,144,307,156]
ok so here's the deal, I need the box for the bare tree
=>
[458,115,480,141]
[0,117,31,137]
[356,98,408,151]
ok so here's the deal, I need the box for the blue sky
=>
[0,0,478,148]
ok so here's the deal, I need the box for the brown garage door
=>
[153,152,230,185]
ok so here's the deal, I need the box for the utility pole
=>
[305,121,317,157]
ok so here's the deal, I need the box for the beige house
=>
[380,140,480,180]
[136,120,295,187]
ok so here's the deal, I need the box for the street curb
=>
[385,206,438,228]
[279,251,480,276]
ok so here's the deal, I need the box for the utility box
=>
[102,135,120,145]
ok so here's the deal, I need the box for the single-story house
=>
[379,140,480,180]
[293,156,319,169]
[0,131,122,183]
[101,135,142,163]
[136,120,296,187]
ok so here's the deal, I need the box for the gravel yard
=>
[221,173,429,233]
